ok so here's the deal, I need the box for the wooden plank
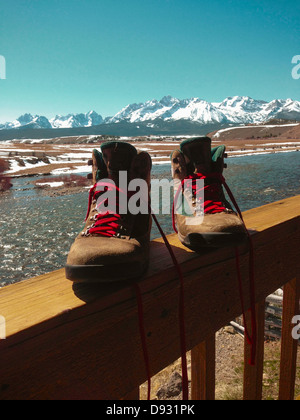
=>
[242,195,300,233]
[191,334,215,400]
[279,277,300,400]
[243,300,265,400]
[1,195,300,336]
[0,224,298,400]
[1,195,300,340]
[0,196,299,400]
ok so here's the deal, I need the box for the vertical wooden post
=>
[279,278,300,400]
[191,334,215,400]
[243,300,265,400]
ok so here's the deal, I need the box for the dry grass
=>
[2,133,300,178]
[139,329,300,401]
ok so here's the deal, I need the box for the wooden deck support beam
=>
[243,300,266,400]
[279,277,300,400]
[191,334,216,400]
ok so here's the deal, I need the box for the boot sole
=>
[178,231,248,250]
[65,260,149,283]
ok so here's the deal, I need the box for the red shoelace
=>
[84,173,256,400]
[173,172,257,366]
[218,174,257,366]
[84,181,124,237]
[84,180,189,399]
[172,172,227,233]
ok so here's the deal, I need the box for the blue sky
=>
[0,0,299,122]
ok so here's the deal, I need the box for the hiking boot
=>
[65,141,152,283]
[171,137,247,249]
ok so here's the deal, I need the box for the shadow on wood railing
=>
[0,195,299,400]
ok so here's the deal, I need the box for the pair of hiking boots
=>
[65,137,247,282]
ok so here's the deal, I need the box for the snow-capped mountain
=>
[50,110,103,128]
[1,96,300,132]
[0,113,53,130]
[108,96,226,124]
[0,111,103,130]
[106,95,300,125]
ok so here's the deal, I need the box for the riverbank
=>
[1,133,300,180]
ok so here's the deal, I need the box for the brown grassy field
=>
[1,125,300,178]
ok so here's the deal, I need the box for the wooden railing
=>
[0,195,299,400]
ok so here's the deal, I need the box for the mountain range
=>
[107,96,300,125]
[0,110,104,130]
[1,96,300,139]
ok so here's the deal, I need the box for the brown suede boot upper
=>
[171,137,247,248]
[66,142,152,280]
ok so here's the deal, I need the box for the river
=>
[1,151,300,287]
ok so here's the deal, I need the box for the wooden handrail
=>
[0,195,299,400]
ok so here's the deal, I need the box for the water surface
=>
[1,152,300,287]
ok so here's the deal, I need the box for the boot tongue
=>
[100,141,137,184]
[180,137,212,174]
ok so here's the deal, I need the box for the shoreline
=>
[1,136,299,197]
[0,146,298,198]
[2,138,300,179]
[5,146,300,179]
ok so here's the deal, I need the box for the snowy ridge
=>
[107,96,300,125]
[0,111,103,130]
[1,96,300,131]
